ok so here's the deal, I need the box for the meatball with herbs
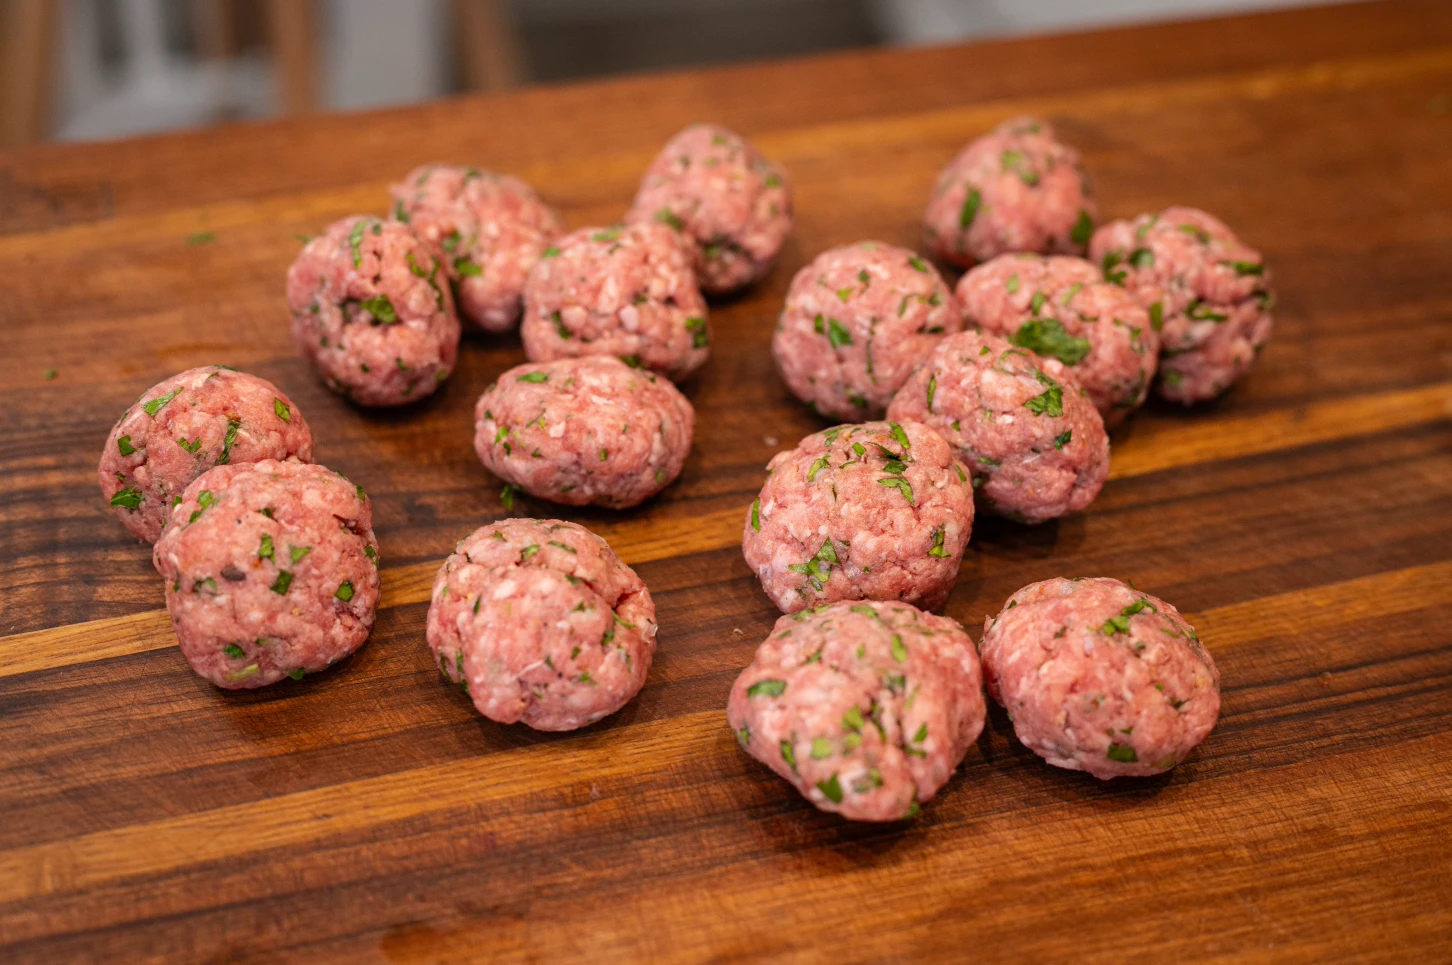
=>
[287,215,461,406]
[99,366,314,543]
[521,223,710,381]
[886,329,1109,524]
[979,577,1220,779]
[473,356,695,509]
[426,518,657,731]
[772,241,962,421]
[728,600,986,821]
[389,164,563,333]
[923,116,1097,268]
[626,122,793,294]
[1089,206,1273,403]
[151,460,380,689]
[957,253,1158,426]
[743,421,974,614]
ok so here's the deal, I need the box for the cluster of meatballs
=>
[100,115,1247,822]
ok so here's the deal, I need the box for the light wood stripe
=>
[1109,382,1452,481]
[0,507,749,679]
[1,558,1446,905]
[2,382,1448,680]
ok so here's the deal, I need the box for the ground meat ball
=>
[728,601,985,821]
[743,421,974,614]
[473,356,695,509]
[886,330,1109,524]
[287,215,461,406]
[151,460,380,689]
[521,223,709,381]
[426,519,657,731]
[923,116,1096,269]
[1089,206,1273,403]
[99,366,315,543]
[625,123,793,294]
[958,254,1158,427]
[389,165,563,333]
[772,242,962,421]
[979,577,1220,779]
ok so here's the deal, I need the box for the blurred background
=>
[1,0,1333,147]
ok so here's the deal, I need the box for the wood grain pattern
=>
[1,2,1450,961]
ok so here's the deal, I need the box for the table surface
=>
[3,1,1451,961]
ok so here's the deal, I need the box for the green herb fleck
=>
[747,678,786,698]
[1149,301,1163,331]
[878,476,915,505]
[826,316,852,348]
[143,387,182,417]
[258,534,274,560]
[520,544,540,560]
[223,644,245,659]
[455,257,483,277]
[1011,318,1090,366]
[517,372,549,383]
[891,633,908,662]
[959,188,981,228]
[926,374,937,410]
[1054,429,1072,450]
[360,294,397,324]
[1107,743,1138,763]
[816,774,844,804]
[888,422,912,451]
[1023,371,1064,417]
[655,208,685,231]
[750,498,761,532]
[116,436,136,456]
[928,527,950,558]
[810,737,832,760]
[216,419,241,465]
[336,581,354,602]
[685,315,708,348]
[290,545,311,564]
[780,740,797,769]
[807,457,830,482]
[1071,210,1093,246]
[500,484,517,510]
[270,571,293,595]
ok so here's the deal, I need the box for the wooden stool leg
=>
[264,0,318,115]
[454,0,524,92]
[0,0,60,146]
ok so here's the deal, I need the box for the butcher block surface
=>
[2,1,1450,961]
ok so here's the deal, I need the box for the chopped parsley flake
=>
[1071,210,1093,246]
[1023,371,1064,417]
[273,398,291,422]
[116,436,136,456]
[270,571,294,595]
[1012,318,1090,366]
[1107,743,1138,763]
[109,487,143,509]
[750,498,761,531]
[143,386,182,417]
[336,581,355,601]
[928,527,950,558]
[959,188,981,228]
[891,633,908,662]
[816,774,844,803]
[517,372,549,383]
[747,678,786,698]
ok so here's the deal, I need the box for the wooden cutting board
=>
[2,2,1450,961]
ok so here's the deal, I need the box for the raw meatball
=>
[923,116,1096,269]
[99,366,315,543]
[625,123,793,294]
[521,223,709,381]
[979,577,1220,779]
[1089,207,1273,404]
[886,329,1109,524]
[473,356,695,509]
[743,421,974,614]
[426,518,657,731]
[772,241,962,421]
[958,254,1158,426]
[728,600,986,821]
[287,215,461,406]
[389,164,563,333]
[152,460,381,689]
